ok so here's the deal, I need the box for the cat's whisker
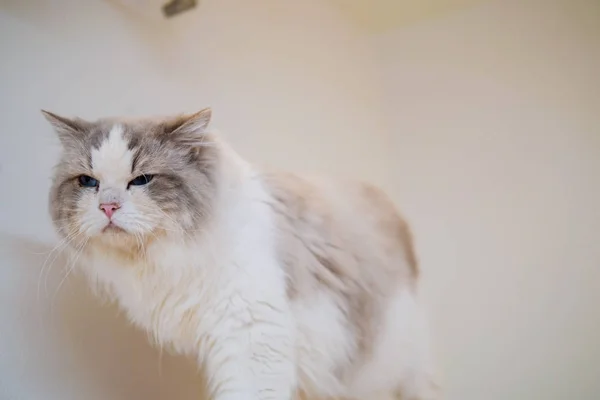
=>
[42,231,84,300]
[51,216,79,223]
[54,208,83,213]
[134,230,147,259]
[35,230,73,332]
[51,236,88,311]
[151,208,194,241]
[26,241,71,256]
[37,229,78,303]
[36,230,82,338]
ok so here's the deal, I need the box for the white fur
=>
[350,290,437,400]
[72,130,435,400]
[91,124,132,184]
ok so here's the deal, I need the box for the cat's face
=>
[45,109,218,248]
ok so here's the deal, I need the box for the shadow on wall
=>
[0,234,207,400]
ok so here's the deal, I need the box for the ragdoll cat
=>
[43,108,438,400]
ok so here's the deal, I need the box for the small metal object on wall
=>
[162,0,197,18]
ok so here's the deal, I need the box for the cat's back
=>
[260,171,418,299]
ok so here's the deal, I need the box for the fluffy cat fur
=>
[43,108,438,400]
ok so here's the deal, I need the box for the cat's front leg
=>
[202,294,296,400]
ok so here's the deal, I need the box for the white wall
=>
[0,1,390,399]
[373,0,600,399]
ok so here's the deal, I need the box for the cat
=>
[43,108,438,400]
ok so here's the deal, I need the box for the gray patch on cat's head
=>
[43,108,219,242]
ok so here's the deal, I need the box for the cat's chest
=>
[83,245,228,349]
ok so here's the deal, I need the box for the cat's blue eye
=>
[129,174,154,187]
[78,175,99,188]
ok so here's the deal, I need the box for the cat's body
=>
[44,109,438,400]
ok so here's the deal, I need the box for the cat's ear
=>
[164,108,212,147]
[41,110,90,146]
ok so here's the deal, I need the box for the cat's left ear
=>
[166,108,212,147]
[41,110,90,146]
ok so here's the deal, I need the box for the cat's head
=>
[44,108,219,250]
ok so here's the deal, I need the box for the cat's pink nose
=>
[99,202,120,219]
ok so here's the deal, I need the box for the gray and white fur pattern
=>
[44,108,439,400]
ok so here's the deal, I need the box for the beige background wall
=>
[1,0,599,399]
[373,0,600,398]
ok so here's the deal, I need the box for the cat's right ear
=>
[41,110,89,146]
